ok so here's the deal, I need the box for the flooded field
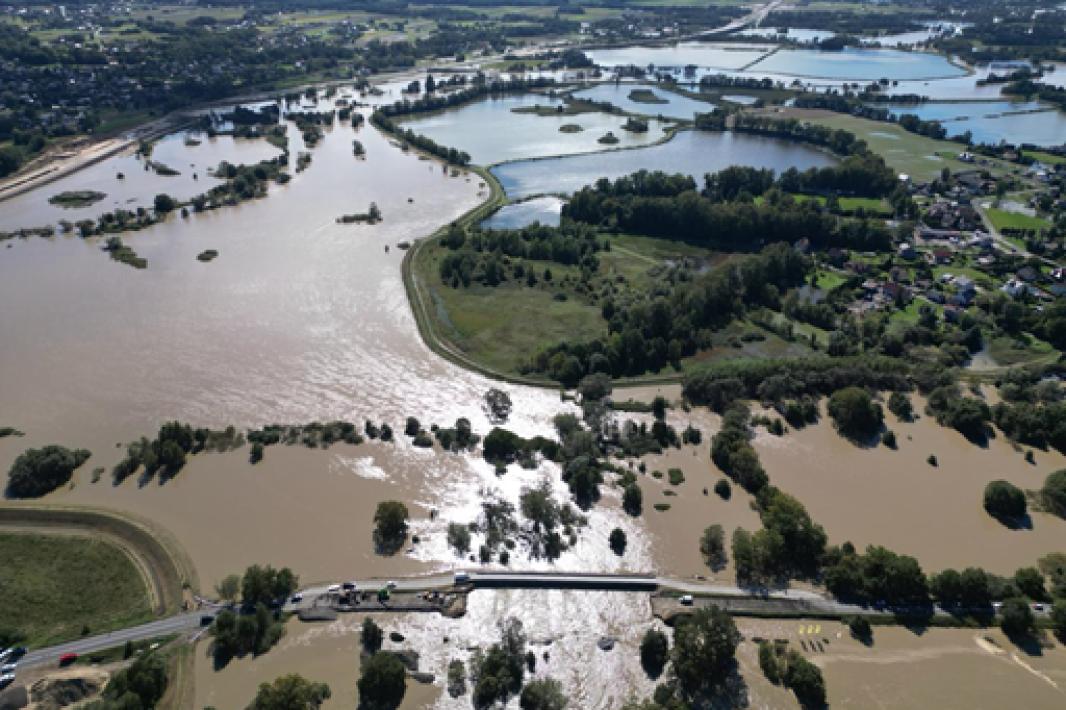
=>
[586,42,772,72]
[880,100,1066,147]
[571,83,717,120]
[396,93,669,165]
[738,46,967,81]
[193,616,440,709]
[492,129,836,199]
[756,394,1066,575]
[0,130,281,232]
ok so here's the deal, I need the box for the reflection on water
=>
[397,93,668,165]
[481,197,565,229]
[0,130,281,232]
[493,129,836,199]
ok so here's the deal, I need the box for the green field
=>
[787,109,1012,184]
[414,231,710,376]
[0,532,153,647]
[984,208,1051,233]
[988,333,1057,367]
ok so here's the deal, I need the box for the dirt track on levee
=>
[0,505,197,615]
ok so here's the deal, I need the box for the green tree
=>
[447,522,471,555]
[216,574,241,602]
[622,483,643,516]
[699,524,727,571]
[357,652,406,710]
[153,193,177,213]
[6,445,91,498]
[1051,598,1066,641]
[670,607,740,696]
[827,387,882,440]
[639,628,669,678]
[519,678,567,710]
[999,597,1035,637]
[249,674,331,709]
[609,527,627,556]
[373,501,410,554]
[785,653,826,709]
[1042,469,1066,517]
[362,618,383,654]
[983,480,1027,523]
[1013,567,1048,601]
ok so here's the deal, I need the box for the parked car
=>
[58,653,78,666]
[8,648,25,661]
[0,673,14,689]
[679,595,694,606]
[454,572,470,584]
[327,584,341,593]
[0,663,16,674]
[290,593,303,604]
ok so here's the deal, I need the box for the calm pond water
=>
[571,82,716,120]
[492,128,836,199]
[481,196,565,229]
[880,100,1066,147]
[0,130,281,231]
[397,93,668,165]
[748,47,968,81]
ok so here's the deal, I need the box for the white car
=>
[327,584,341,593]
[0,673,14,688]
[289,593,303,604]
[679,595,694,606]
[454,572,470,584]
[386,581,397,590]
[0,663,15,674]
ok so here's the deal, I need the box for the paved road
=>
[21,568,1049,669]
[19,612,207,669]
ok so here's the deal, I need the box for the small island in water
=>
[48,190,106,208]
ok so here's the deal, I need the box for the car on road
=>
[290,593,303,604]
[58,653,78,667]
[454,572,470,584]
[386,581,397,590]
[679,595,694,606]
[0,663,16,674]
[327,584,341,594]
[200,614,215,626]
[342,581,357,591]
[0,673,14,689]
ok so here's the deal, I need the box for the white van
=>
[679,595,694,606]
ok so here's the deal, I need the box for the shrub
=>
[609,527,627,555]
[714,478,732,499]
[999,597,1035,637]
[622,483,643,516]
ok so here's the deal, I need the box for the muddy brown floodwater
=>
[756,393,1066,575]
[736,618,1066,709]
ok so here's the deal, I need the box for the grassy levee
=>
[0,505,196,618]
[403,164,561,387]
